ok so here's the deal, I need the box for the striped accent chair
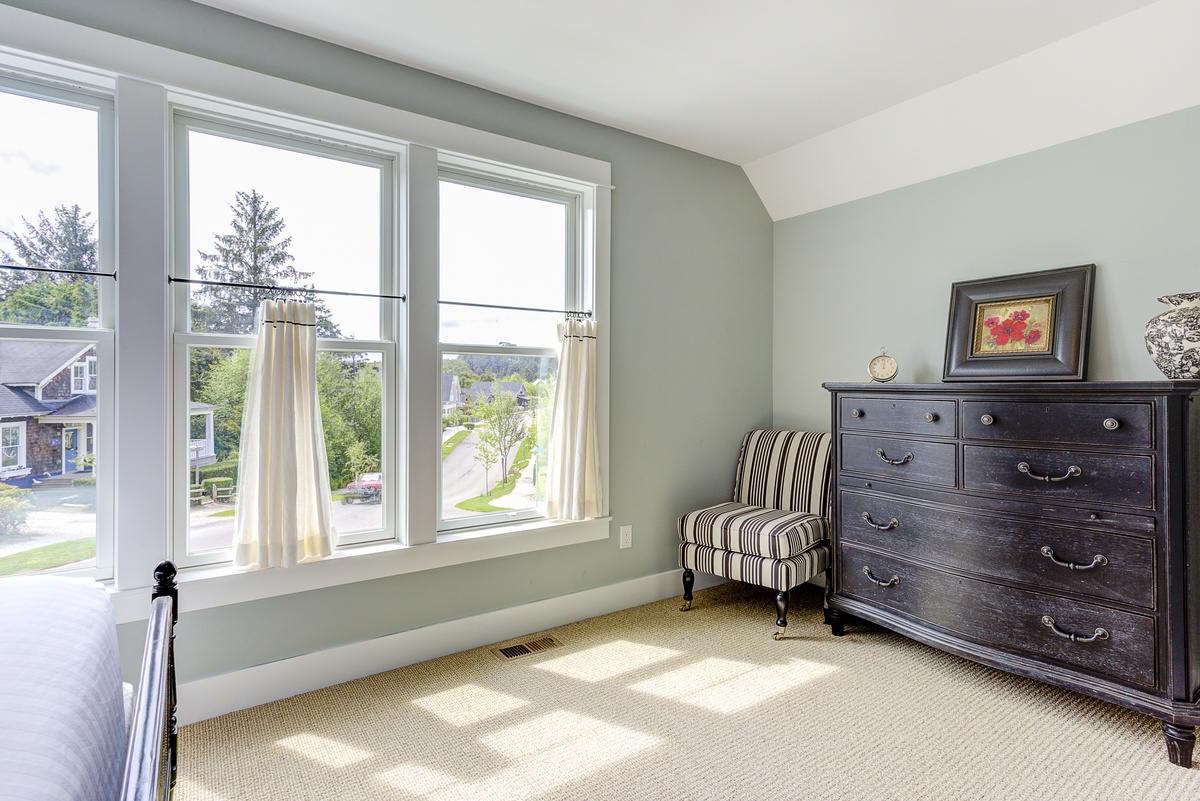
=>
[679,430,833,639]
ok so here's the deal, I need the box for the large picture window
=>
[172,115,398,565]
[0,76,113,578]
[437,171,589,532]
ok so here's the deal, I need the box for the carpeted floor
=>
[177,582,1200,800]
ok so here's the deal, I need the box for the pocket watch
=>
[868,348,898,383]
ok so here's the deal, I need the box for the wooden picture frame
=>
[942,264,1095,381]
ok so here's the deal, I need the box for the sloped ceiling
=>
[193,0,1197,219]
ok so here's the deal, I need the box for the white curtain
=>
[233,300,336,569]
[545,318,602,520]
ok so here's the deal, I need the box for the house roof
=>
[42,393,96,419]
[441,374,460,404]
[0,340,92,385]
[0,385,54,417]
[463,381,526,403]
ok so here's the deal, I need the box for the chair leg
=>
[680,568,694,611]
[773,590,789,640]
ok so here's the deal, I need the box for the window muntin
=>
[173,112,400,566]
[0,422,23,469]
[437,171,587,532]
[71,356,98,393]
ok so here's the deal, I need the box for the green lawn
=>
[0,537,95,577]
[455,476,518,513]
[442,430,470,458]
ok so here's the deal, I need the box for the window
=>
[71,356,98,393]
[0,75,113,578]
[437,169,591,532]
[172,113,398,565]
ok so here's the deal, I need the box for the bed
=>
[0,561,179,801]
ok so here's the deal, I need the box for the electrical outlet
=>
[619,525,632,549]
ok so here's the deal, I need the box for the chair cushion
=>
[678,501,828,559]
[679,541,830,593]
[732,430,832,515]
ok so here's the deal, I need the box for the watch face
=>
[869,354,897,382]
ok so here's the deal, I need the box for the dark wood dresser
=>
[823,381,1200,766]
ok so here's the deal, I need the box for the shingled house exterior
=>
[0,340,97,484]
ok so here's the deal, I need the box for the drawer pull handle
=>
[924,412,938,423]
[876,448,914,466]
[1040,546,1108,571]
[862,566,899,587]
[1103,417,1120,430]
[1017,462,1082,482]
[1040,615,1110,644]
[980,414,994,425]
[850,408,863,418]
[861,512,899,531]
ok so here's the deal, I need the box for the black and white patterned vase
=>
[1144,292,1200,379]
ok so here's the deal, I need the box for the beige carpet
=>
[177,582,1200,800]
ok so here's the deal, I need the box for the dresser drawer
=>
[839,433,957,487]
[839,397,956,437]
[962,401,1153,448]
[839,490,1155,608]
[962,444,1154,509]
[838,545,1157,688]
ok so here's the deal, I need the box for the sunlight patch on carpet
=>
[376,712,660,801]
[412,683,530,726]
[630,657,838,713]
[276,732,374,768]
[532,640,680,682]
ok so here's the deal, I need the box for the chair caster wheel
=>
[680,600,692,612]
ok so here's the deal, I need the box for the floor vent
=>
[491,636,563,661]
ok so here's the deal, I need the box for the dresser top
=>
[824,381,1200,396]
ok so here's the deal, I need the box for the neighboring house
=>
[441,374,463,419]
[462,381,530,409]
[0,340,218,484]
[0,340,98,483]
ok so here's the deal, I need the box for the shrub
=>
[0,483,32,535]
[197,459,238,484]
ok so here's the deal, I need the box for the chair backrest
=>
[731,430,833,516]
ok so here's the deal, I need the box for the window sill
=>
[109,516,610,624]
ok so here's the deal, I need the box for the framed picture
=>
[942,264,1095,381]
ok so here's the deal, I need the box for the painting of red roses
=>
[943,264,1094,381]
[971,296,1054,356]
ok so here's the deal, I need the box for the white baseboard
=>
[179,568,724,724]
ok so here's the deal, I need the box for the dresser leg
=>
[824,607,847,637]
[1164,723,1196,767]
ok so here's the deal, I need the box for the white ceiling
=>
[191,0,1161,165]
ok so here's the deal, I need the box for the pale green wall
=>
[773,106,1200,432]
[2,0,774,680]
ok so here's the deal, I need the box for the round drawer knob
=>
[924,412,937,423]
[850,408,862,418]
[1103,418,1120,430]
[980,414,994,426]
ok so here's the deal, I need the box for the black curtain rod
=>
[0,263,116,279]
[168,275,406,302]
[438,299,592,318]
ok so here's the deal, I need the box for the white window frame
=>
[169,107,403,568]
[0,70,116,579]
[0,421,26,472]
[72,356,98,393]
[436,167,591,533]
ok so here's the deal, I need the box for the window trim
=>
[0,421,26,472]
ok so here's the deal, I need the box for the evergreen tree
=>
[191,190,341,337]
[0,205,98,326]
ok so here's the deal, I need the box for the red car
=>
[342,472,382,504]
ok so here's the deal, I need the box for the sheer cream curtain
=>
[233,299,335,569]
[545,318,602,520]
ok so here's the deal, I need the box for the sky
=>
[1,86,570,347]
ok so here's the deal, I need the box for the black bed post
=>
[152,561,178,791]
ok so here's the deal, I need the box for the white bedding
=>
[0,576,127,801]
